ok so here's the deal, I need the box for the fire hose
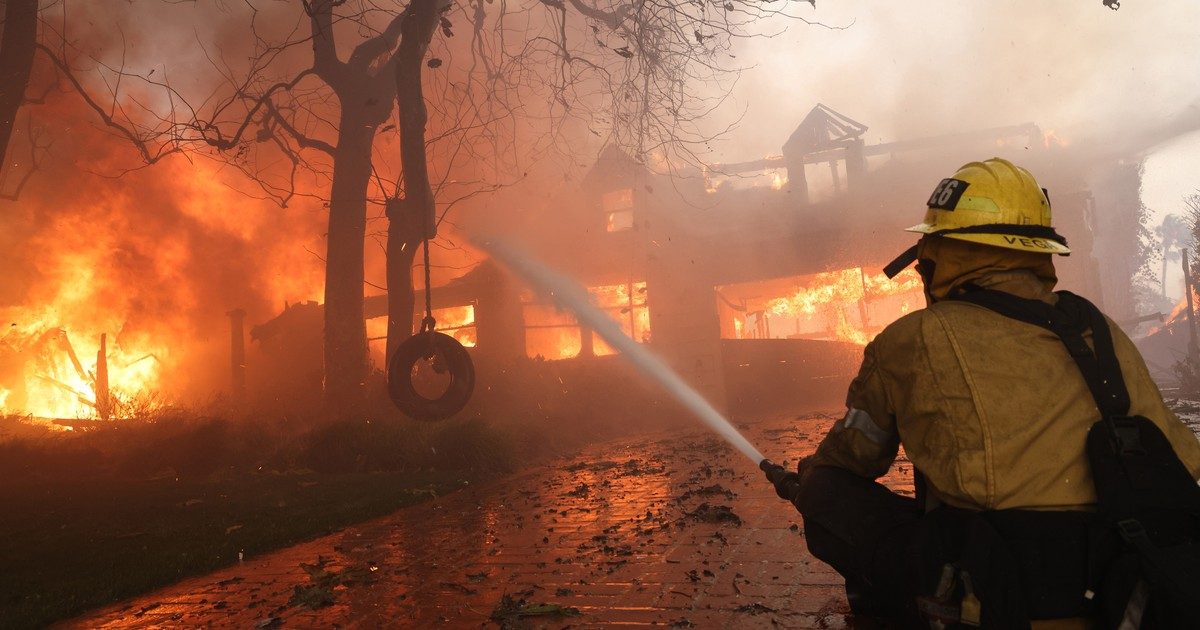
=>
[478,237,769,465]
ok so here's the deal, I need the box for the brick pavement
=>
[64,413,917,629]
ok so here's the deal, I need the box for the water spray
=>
[479,237,767,466]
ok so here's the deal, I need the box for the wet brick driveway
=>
[64,413,919,629]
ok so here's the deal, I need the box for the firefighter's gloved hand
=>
[760,459,802,503]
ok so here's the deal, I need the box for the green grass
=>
[0,470,466,630]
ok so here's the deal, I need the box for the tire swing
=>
[387,232,475,421]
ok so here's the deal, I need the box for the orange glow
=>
[0,314,164,420]
[433,305,477,348]
[526,326,584,361]
[523,282,649,360]
[0,148,329,420]
[1043,129,1070,149]
[1146,297,1190,337]
[524,302,582,360]
[771,172,787,190]
[719,268,923,345]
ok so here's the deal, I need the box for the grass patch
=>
[0,470,465,630]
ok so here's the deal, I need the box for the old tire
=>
[387,332,475,421]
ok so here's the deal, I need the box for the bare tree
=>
[1157,214,1189,299]
[27,0,828,409]
[0,0,40,182]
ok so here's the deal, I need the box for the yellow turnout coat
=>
[809,237,1200,511]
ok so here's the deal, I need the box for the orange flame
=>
[434,305,477,348]
[755,267,923,344]
[523,282,649,360]
[1043,129,1070,149]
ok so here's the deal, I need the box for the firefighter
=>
[763,158,1200,628]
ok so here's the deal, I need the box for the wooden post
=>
[1182,249,1199,364]
[227,309,247,402]
[785,158,809,204]
[95,334,111,420]
[579,326,595,358]
[857,268,871,332]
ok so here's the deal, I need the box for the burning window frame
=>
[522,281,650,360]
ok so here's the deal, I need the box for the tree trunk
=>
[323,106,377,405]
[0,0,38,174]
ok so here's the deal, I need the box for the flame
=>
[768,268,922,317]
[0,139,329,420]
[1043,129,1070,149]
[727,267,923,345]
[523,282,649,359]
[0,313,164,420]
[771,172,787,190]
[1145,297,1191,337]
[527,326,583,361]
[702,158,787,194]
[834,310,871,346]
[433,305,477,348]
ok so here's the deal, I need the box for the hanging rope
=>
[420,234,435,334]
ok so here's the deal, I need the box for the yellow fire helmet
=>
[883,157,1070,278]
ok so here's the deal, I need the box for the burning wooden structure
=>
[247,105,1112,416]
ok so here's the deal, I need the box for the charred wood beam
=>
[1117,312,1164,327]
[709,123,1043,175]
[34,374,95,410]
[95,334,111,420]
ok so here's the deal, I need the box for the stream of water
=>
[480,237,767,465]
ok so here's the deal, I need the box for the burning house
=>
[241,105,1118,418]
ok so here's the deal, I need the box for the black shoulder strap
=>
[954,288,1200,623]
[950,289,1130,419]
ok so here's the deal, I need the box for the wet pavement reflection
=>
[63,413,919,628]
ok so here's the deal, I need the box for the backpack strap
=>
[950,288,1130,421]
[949,288,1200,625]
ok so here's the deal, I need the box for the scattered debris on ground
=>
[288,557,377,610]
[489,595,581,628]
[675,483,736,502]
[735,602,778,615]
[683,502,743,526]
[72,414,875,627]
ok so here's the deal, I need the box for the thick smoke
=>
[718,1,1200,162]
[2,1,1197,412]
